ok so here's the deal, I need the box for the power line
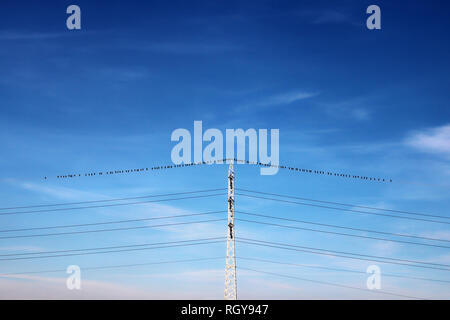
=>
[237,238,450,271]
[0,238,225,261]
[53,161,226,179]
[0,257,224,277]
[236,193,450,225]
[237,188,450,220]
[238,267,425,300]
[238,239,450,272]
[0,258,431,299]
[238,160,393,183]
[0,257,438,300]
[239,237,450,268]
[236,217,450,249]
[0,210,226,233]
[0,188,225,211]
[0,193,226,216]
[0,218,226,240]
[0,237,224,257]
[52,158,392,184]
[237,257,450,284]
[3,255,447,286]
[235,210,450,243]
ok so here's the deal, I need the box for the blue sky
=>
[0,0,449,299]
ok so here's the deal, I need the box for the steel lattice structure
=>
[224,160,237,300]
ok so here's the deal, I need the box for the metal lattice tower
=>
[224,160,237,300]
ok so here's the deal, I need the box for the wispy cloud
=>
[0,245,45,253]
[89,67,150,82]
[297,9,361,27]
[405,124,450,156]
[318,95,374,121]
[239,90,318,110]
[5,179,106,201]
[369,241,401,257]
[419,230,450,241]
[0,30,88,41]
[141,42,240,55]
[258,91,318,107]
[351,108,371,121]
[313,11,353,25]
[0,275,157,299]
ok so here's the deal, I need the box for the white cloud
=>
[1,263,447,299]
[5,179,107,201]
[318,96,373,121]
[240,91,317,110]
[0,275,158,299]
[369,241,400,257]
[0,245,45,253]
[260,91,318,107]
[92,67,150,82]
[296,10,361,27]
[419,230,450,241]
[406,124,450,155]
[0,31,68,40]
[0,269,226,299]
[313,11,352,25]
[0,30,93,41]
[351,108,371,121]
[142,42,240,55]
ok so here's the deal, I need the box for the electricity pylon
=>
[224,159,237,300]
